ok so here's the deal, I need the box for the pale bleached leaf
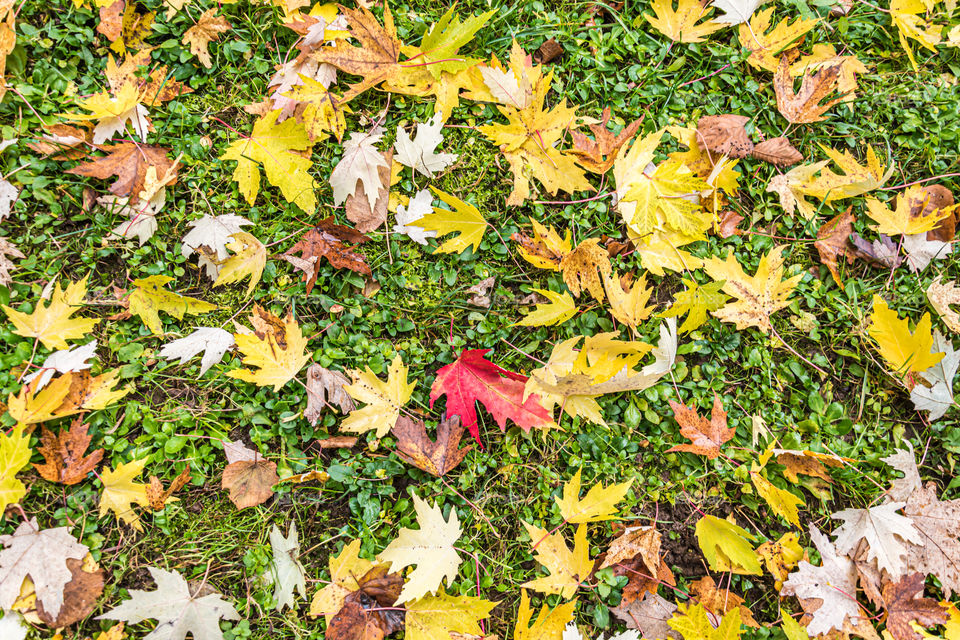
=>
[710,0,764,24]
[330,126,387,209]
[269,522,306,611]
[0,610,27,640]
[23,340,97,389]
[394,112,458,178]
[159,327,235,375]
[831,503,923,579]
[181,215,253,279]
[903,233,951,272]
[0,179,18,223]
[882,443,923,503]
[393,189,437,245]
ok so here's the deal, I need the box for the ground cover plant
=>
[3,0,960,638]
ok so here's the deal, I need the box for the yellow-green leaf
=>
[555,468,632,523]
[514,289,578,327]
[417,187,487,254]
[128,275,217,335]
[867,295,944,374]
[0,427,31,514]
[695,514,762,575]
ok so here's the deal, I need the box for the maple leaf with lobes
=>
[667,395,735,459]
[429,348,554,446]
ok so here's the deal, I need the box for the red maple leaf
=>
[429,349,553,447]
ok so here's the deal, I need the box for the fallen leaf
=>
[35,556,105,627]
[344,149,392,233]
[831,502,923,579]
[2,276,100,350]
[556,468,632,523]
[417,187,488,254]
[814,209,857,286]
[34,418,104,485]
[393,189,437,245]
[23,340,96,389]
[667,395,735,459]
[514,589,576,640]
[304,364,355,425]
[222,455,278,510]
[145,466,190,511]
[927,277,960,334]
[269,522,306,611]
[0,238,23,286]
[521,521,593,598]
[181,214,253,279]
[599,525,660,573]
[697,114,754,158]
[182,9,230,69]
[283,218,371,294]
[158,327,235,376]
[695,515,761,575]
[212,232,266,297]
[66,142,176,198]
[512,219,572,270]
[330,127,389,210]
[405,588,498,640]
[658,279,729,334]
[393,415,471,477]
[560,238,613,302]
[868,295,944,375]
[342,355,415,438]
[612,591,678,638]
[881,573,947,640]
[568,107,643,174]
[128,275,216,336]
[395,111,458,177]
[99,458,150,530]
[709,0,763,24]
[774,53,844,124]
[689,575,759,627]
[228,306,310,391]
[514,289,578,327]
[752,137,803,166]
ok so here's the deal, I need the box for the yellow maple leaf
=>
[702,245,801,333]
[309,539,374,622]
[6,374,74,426]
[864,188,952,236]
[285,77,351,142]
[513,219,572,270]
[128,275,217,335]
[342,355,415,437]
[417,187,487,254]
[750,451,805,528]
[555,468,632,523]
[213,232,266,297]
[757,533,805,588]
[695,515,762,575]
[3,275,100,350]
[514,289,578,327]
[109,3,155,55]
[405,588,498,640]
[622,159,712,239]
[524,337,607,426]
[182,8,230,69]
[670,602,743,640]
[61,83,149,145]
[0,427,30,514]
[478,42,592,206]
[738,8,819,72]
[633,231,706,276]
[221,110,317,214]
[605,272,656,332]
[645,0,725,43]
[790,44,867,106]
[514,589,576,640]
[868,295,944,374]
[559,238,612,302]
[521,522,593,598]
[100,458,150,531]
[61,370,133,414]
[891,0,942,71]
[228,306,311,391]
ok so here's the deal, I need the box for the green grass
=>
[3,0,960,638]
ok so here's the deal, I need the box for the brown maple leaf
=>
[568,107,643,174]
[221,457,279,509]
[901,483,960,597]
[696,114,754,159]
[689,576,760,628]
[310,5,402,103]
[666,395,735,459]
[717,210,744,238]
[599,525,661,574]
[283,219,371,294]
[328,564,404,640]
[774,53,845,124]
[66,143,179,198]
[35,557,105,627]
[881,573,947,640]
[392,414,472,477]
[146,466,191,511]
[106,49,193,106]
[611,591,679,639]
[304,364,355,425]
[34,418,105,485]
[815,208,857,287]
[751,137,803,167]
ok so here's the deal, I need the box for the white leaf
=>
[911,382,954,421]
[0,518,89,619]
[222,439,258,465]
[781,525,859,636]
[0,178,18,222]
[97,566,240,640]
[330,127,388,209]
[0,610,27,640]
[903,233,951,272]
[181,214,253,279]
[642,318,678,377]
[911,331,958,420]
[831,503,923,579]
[393,189,437,245]
[709,0,764,24]
[268,522,306,611]
[304,364,355,425]
[24,340,97,389]
[394,112,458,178]
[159,328,235,375]
[882,443,922,503]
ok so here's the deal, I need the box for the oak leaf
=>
[2,275,99,350]
[182,9,230,69]
[377,495,462,604]
[522,522,593,598]
[417,187,487,254]
[667,395,735,459]
[128,275,216,336]
[343,355,414,437]
[0,518,88,620]
[228,306,310,391]
[429,348,553,446]
[34,419,104,485]
[392,415,471,477]
[702,245,801,333]
[283,218,371,294]
[96,566,240,640]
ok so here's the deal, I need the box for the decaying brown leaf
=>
[751,137,803,166]
[221,456,279,510]
[146,466,191,510]
[533,38,563,64]
[66,143,179,198]
[345,149,392,233]
[599,525,660,573]
[717,210,744,238]
[689,576,760,627]
[696,114,754,159]
[568,107,643,174]
[27,124,93,160]
[774,53,844,124]
[881,573,947,640]
[849,232,903,269]
[327,564,404,640]
[35,557,105,627]
[815,208,857,286]
[182,9,231,69]
[666,395,735,459]
[896,184,956,242]
[283,218,371,294]
[392,415,472,477]
[304,364,355,425]
[34,418,104,485]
